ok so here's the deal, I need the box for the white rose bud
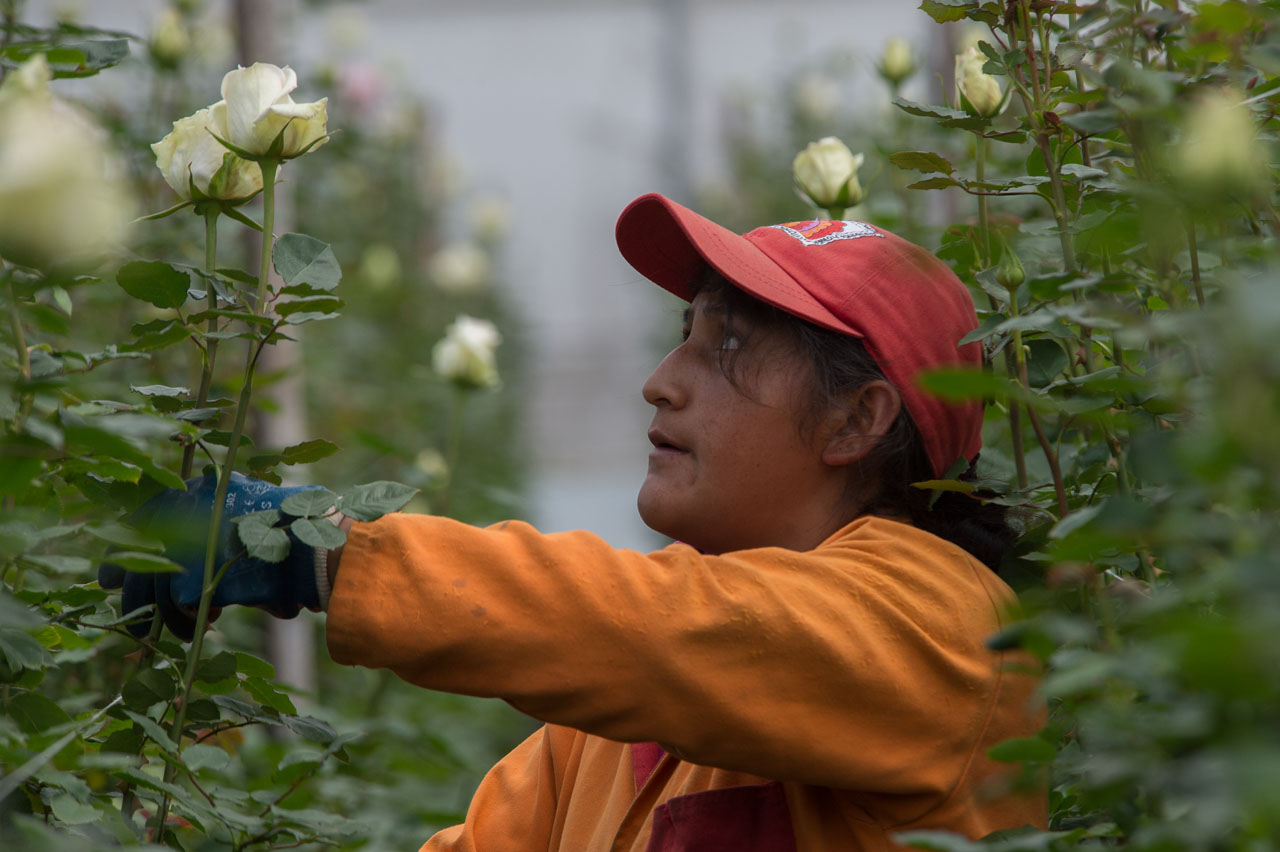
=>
[150,9,190,69]
[878,38,916,87]
[1173,87,1271,200]
[955,46,1004,118]
[0,55,133,268]
[432,315,502,390]
[429,242,491,295]
[792,136,865,213]
[211,62,328,160]
[152,106,264,203]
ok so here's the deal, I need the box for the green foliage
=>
[0,6,530,850]
[711,1,1280,849]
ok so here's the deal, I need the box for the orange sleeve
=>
[325,514,1038,797]
[422,724,564,852]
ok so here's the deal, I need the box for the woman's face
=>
[638,290,851,555]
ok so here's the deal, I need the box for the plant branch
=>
[154,158,282,839]
[182,209,223,479]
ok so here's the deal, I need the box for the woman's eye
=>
[720,333,742,351]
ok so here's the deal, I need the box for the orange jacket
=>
[326,513,1046,852]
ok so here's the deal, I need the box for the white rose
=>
[432,315,502,390]
[152,107,263,203]
[792,136,865,212]
[429,242,491,294]
[211,63,328,159]
[1174,87,1270,199]
[0,56,133,268]
[955,46,1004,118]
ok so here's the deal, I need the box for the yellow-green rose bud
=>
[432,315,502,390]
[955,46,1004,118]
[996,244,1025,292]
[0,55,133,268]
[149,9,190,70]
[1173,87,1270,200]
[792,136,865,214]
[211,62,329,160]
[152,106,263,203]
[878,37,916,87]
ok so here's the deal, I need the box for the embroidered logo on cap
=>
[771,220,882,246]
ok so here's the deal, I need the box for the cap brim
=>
[615,193,853,335]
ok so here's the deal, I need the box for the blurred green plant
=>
[0,4,530,851]
[711,1,1280,849]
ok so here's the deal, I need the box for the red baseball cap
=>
[615,192,983,479]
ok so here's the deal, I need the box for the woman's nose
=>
[642,348,686,409]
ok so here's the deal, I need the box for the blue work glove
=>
[98,471,325,642]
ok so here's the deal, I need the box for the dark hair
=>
[692,270,1016,572]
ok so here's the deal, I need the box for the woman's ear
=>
[821,380,902,467]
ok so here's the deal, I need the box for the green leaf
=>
[130,384,190,398]
[916,368,1022,402]
[116,262,192,309]
[282,713,338,744]
[272,750,323,785]
[122,709,180,755]
[907,176,962,191]
[918,0,977,24]
[1060,107,1119,135]
[115,766,187,798]
[184,698,221,723]
[987,736,1056,764]
[197,651,237,684]
[281,489,338,517]
[910,479,976,494]
[49,793,99,825]
[181,743,231,772]
[122,668,176,711]
[273,233,342,291]
[291,517,347,550]
[282,310,341,325]
[84,522,165,553]
[231,511,289,563]
[22,554,91,575]
[9,691,72,733]
[234,652,275,680]
[242,677,297,714]
[121,318,191,352]
[1060,164,1108,180]
[893,98,970,122]
[57,38,129,73]
[100,726,144,754]
[276,294,344,317]
[280,439,340,466]
[958,312,1008,346]
[889,151,955,174]
[1023,339,1070,388]
[337,481,420,522]
[100,551,182,574]
[895,830,980,852]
